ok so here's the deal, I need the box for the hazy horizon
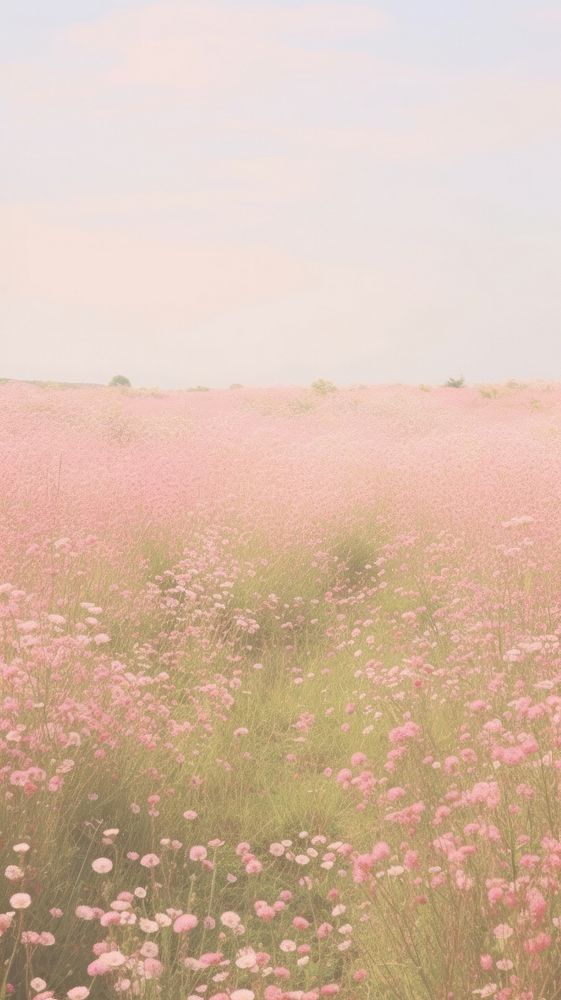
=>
[2,375,561,392]
[2,0,561,388]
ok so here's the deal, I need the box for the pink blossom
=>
[140,853,160,868]
[173,913,198,933]
[91,858,113,874]
[189,845,207,861]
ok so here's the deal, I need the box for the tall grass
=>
[1,382,561,999]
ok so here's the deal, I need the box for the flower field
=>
[2,380,561,1000]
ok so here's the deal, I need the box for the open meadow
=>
[2,380,561,1000]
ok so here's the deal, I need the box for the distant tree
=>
[109,375,131,387]
[311,378,337,394]
[444,375,465,388]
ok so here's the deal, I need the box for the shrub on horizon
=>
[109,375,131,387]
[444,375,465,388]
[311,378,337,394]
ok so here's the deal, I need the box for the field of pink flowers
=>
[2,380,561,1000]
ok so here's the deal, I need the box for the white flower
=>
[493,924,513,941]
[236,947,258,970]
[10,893,32,909]
[4,866,24,882]
[279,939,297,953]
[139,918,159,933]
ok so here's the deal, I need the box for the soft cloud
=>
[523,5,561,26]
[37,2,390,108]
[376,76,561,161]
[0,203,321,321]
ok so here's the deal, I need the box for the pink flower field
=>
[3,379,561,1000]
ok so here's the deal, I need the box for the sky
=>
[1,0,561,388]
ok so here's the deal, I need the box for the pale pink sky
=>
[2,1,561,386]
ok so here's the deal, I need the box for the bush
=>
[109,375,131,387]
[311,378,337,394]
[229,383,244,390]
[444,376,465,388]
